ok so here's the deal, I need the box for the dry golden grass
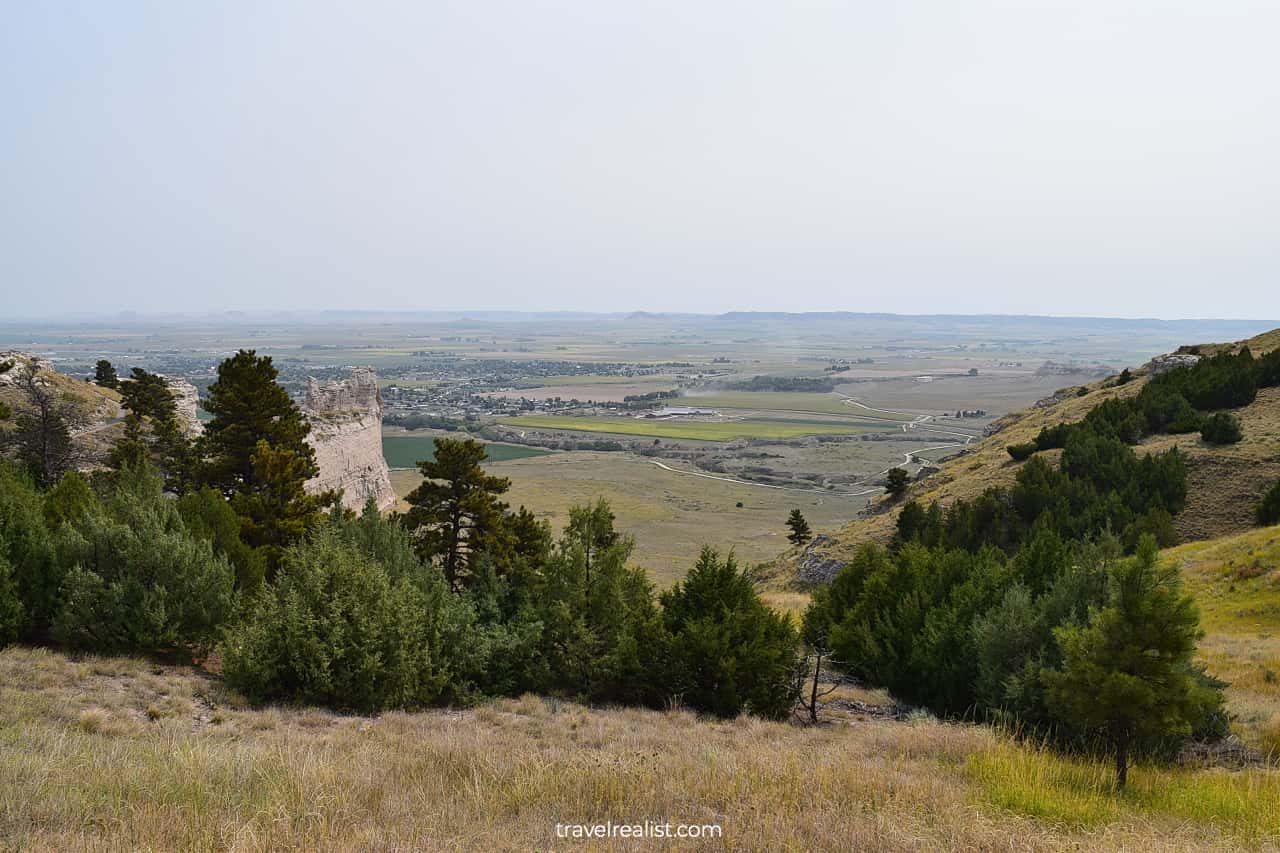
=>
[395,452,869,587]
[2,647,1277,851]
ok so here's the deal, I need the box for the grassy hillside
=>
[0,359,124,458]
[1,646,1277,851]
[779,328,1280,576]
[1167,526,1280,754]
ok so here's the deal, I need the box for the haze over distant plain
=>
[2,1,1277,320]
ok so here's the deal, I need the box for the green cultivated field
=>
[681,391,916,419]
[382,435,551,469]
[497,414,877,442]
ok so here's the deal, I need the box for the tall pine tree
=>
[200,350,332,575]
[201,350,315,495]
[403,437,511,591]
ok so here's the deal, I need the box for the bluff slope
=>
[781,328,1280,584]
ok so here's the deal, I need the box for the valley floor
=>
[1,647,1276,851]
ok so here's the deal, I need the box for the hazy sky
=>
[3,1,1277,319]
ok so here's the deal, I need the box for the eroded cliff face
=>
[161,376,204,437]
[303,368,396,512]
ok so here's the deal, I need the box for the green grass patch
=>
[497,415,875,442]
[967,739,1280,840]
[682,392,914,420]
[382,436,551,469]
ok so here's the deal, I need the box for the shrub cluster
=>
[225,503,797,716]
[0,462,234,655]
[901,436,1185,557]
[804,530,1226,748]
[1199,412,1243,446]
[1,459,799,718]
[986,348,1280,553]
[1259,481,1280,526]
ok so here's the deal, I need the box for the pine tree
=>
[786,509,812,545]
[232,440,334,578]
[1043,536,1222,788]
[111,368,194,492]
[200,351,330,573]
[565,498,619,585]
[403,437,511,591]
[201,350,315,495]
[93,360,119,389]
[7,359,85,487]
[118,368,173,420]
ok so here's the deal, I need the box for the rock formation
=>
[161,376,204,437]
[303,368,396,512]
[0,351,55,384]
[1146,353,1202,375]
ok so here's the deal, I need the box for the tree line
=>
[0,351,798,720]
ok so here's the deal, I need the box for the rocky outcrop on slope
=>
[0,351,55,382]
[1146,353,1201,375]
[794,535,847,586]
[303,368,396,512]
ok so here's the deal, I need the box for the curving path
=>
[642,394,983,498]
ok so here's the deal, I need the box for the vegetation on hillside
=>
[2,342,1275,810]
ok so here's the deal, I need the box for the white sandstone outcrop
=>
[303,368,396,512]
[0,351,55,385]
[161,376,204,437]
[1145,353,1201,375]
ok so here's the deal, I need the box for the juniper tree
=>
[885,467,910,500]
[661,548,800,720]
[1258,480,1280,526]
[1199,411,1242,446]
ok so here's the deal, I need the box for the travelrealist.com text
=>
[554,821,723,840]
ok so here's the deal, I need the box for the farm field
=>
[840,373,1076,414]
[391,451,868,585]
[381,434,551,469]
[483,380,678,403]
[496,414,879,442]
[677,390,918,419]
